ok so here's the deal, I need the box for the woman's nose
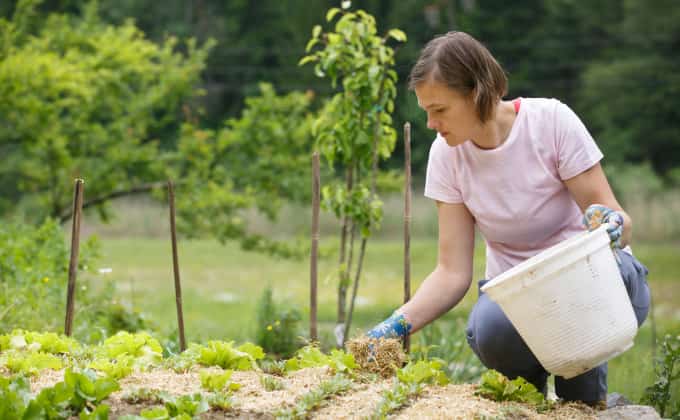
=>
[427,115,437,130]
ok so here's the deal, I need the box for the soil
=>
[25,367,600,419]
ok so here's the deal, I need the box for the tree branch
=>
[58,181,168,224]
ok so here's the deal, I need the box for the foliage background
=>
[2,0,678,179]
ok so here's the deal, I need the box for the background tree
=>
[0,1,317,258]
[3,0,677,180]
[170,83,316,256]
[0,0,212,219]
[577,0,680,178]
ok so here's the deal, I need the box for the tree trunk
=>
[337,167,353,324]
[343,108,381,345]
[343,237,367,345]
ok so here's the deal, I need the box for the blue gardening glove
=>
[367,312,412,340]
[583,204,624,263]
[365,312,412,363]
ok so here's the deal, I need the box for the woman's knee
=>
[466,294,540,371]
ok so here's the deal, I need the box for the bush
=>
[0,219,152,342]
[254,287,302,358]
[641,334,680,418]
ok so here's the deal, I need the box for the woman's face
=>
[414,79,481,147]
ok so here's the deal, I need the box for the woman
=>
[366,31,650,408]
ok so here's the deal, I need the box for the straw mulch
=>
[21,366,602,419]
[396,384,598,420]
[346,336,406,378]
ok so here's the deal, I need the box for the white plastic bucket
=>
[480,225,638,379]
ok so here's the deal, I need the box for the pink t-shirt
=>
[424,98,603,279]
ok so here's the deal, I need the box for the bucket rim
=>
[481,225,610,293]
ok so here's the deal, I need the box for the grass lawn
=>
[93,234,679,403]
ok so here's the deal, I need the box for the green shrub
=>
[641,334,680,418]
[0,220,152,342]
[254,287,302,358]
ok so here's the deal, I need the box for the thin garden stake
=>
[310,152,320,342]
[403,122,412,353]
[64,178,84,336]
[168,180,186,351]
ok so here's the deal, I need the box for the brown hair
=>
[408,32,507,123]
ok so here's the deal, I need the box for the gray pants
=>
[466,250,650,403]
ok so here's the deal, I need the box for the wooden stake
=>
[403,122,412,353]
[310,152,320,342]
[64,178,84,336]
[168,180,186,351]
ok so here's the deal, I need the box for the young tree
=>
[300,4,406,346]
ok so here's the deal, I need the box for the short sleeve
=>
[424,136,463,203]
[554,101,603,180]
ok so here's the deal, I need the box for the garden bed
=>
[24,366,598,419]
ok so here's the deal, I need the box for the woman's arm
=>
[564,162,633,247]
[394,200,476,334]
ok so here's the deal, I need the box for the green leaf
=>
[94,377,120,401]
[4,351,63,375]
[284,358,300,372]
[326,8,341,22]
[328,349,358,373]
[139,406,169,419]
[312,24,322,38]
[314,64,325,78]
[88,355,134,380]
[237,342,265,360]
[284,346,356,375]
[387,29,407,42]
[305,38,319,53]
[79,404,110,420]
[475,370,545,406]
[299,55,317,66]
[196,341,259,370]
[199,369,234,392]
[207,392,233,410]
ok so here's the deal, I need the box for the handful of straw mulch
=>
[346,337,406,378]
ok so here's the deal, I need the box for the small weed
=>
[207,392,234,410]
[121,387,165,404]
[372,359,449,418]
[260,358,287,376]
[275,374,353,419]
[261,374,285,391]
[255,287,303,358]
